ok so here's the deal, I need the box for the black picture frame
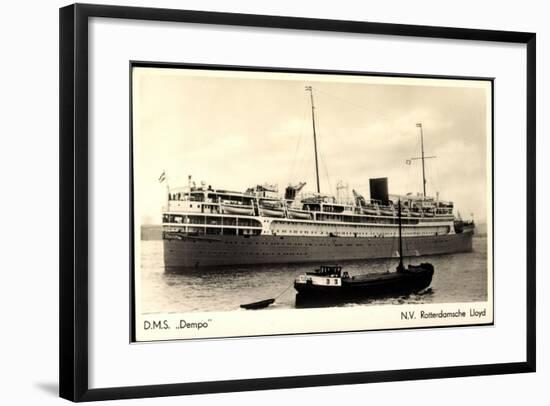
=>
[59,3,536,402]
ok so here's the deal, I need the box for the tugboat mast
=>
[305,86,321,194]
[397,199,404,272]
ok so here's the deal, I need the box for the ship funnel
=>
[369,177,389,205]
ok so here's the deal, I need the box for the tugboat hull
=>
[294,265,434,299]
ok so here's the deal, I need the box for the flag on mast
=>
[158,170,166,183]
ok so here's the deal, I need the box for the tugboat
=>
[294,200,434,299]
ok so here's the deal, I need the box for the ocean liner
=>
[160,87,474,269]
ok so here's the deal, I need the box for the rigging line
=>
[322,153,332,193]
[287,104,310,184]
[405,143,418,197]
[274,281,295,300]
[430,158,443,199]
[288,129,302,183]
[405,159,412,195]
[293,135,309,188]
[302,153,312,185]
[311,108,333,194]
[293,135,309,190]
[408,133,421,190]
[408,135,423,195]
[320,148,332,195]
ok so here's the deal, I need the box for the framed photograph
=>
[60,3,536,402]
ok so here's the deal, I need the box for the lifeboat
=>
[362,207,379,215]
[260,208,285,218]
[259,200,285,218]
[288,209,312,220]
[221,203,254,216]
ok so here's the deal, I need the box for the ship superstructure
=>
[163,179,458,240]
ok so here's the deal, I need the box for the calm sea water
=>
[139,236,488,314]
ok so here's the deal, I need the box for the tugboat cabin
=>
[308,265,343,277]
[298,265,349,287]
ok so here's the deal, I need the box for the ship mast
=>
[305,86,321,194]
[418,123,426,197]
[411,123,436,198]
[397,199,404,272]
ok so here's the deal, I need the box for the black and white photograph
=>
[132,64,493,341]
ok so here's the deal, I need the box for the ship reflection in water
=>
[139,236,488,314]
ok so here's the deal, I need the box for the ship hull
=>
[162,233,473,269]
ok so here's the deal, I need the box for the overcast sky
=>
[133,67,491,225]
